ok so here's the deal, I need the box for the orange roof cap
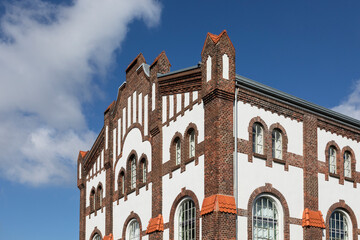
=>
[146,214,164,234]
[201,194,236,215]
[151,51,166,67]
[126,53,143,73]
[302,208,326,229]
[103,233,113,240]
[79,150,88,158]
[208,30,227,44]
[104,101,115,113]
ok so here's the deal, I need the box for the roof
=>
[208,30,227,44]
[79,151,88,158]
[302,208,326,228]
[146,214,164,234]
[104,101,115,114]
[201,194,236,215]
[236,74,360,130]
[103,233,113,240]
[125,53,144,73]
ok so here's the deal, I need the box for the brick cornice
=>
[203,88,234,105]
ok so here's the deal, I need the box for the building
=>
[77,30,360,240]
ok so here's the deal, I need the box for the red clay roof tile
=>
[302,208,325,228]
[201,194,236,215]
[105,101,115,113]
[146,214,164,234]
[125,53,143,73]
[79,151,88,158]
[103,233,113,240]
[208,30,227,44]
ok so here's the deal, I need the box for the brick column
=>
[303,114,322,239]
[79,183,86,240]
[201,30,236,239]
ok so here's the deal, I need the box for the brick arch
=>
[247,184,290,240]
[248,117,269,160]
[325,141,341,178]
[89,227,102,240]
[342,146,356,180]
[269,123,289,166]
[169,132,183,168]
[169,189,200,240]
[184,123,199,161]
[325,200,358,240]
[122,211,143,240]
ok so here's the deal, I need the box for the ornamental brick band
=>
[146,214,164,234]
[200,194,236,215]
[302,208,326,229]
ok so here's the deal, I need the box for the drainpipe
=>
[234,87,239,240]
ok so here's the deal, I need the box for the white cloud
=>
[0,0,161,186]
[332,80,360,120]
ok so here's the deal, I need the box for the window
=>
[253,123,264,154]
[92,234,101,240]
[119,172,125,195]
[189,129,195,158]
[90,189,96,211]
[97,185,103,208]
[127,219,140,240]
[253,196,279,240]
[177,199,196,240]
[330,211,349,240]
[175,138,181,165]
[272,129,282,159]
[141,159,147,183]
[329,146,337,174]
[130,156,136,189]
[344,151,351,178]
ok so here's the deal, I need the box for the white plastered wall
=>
[86,207,106,240]
[237,101,303,156]
[236,152,303,240]
[114,127,152,191]
[318,128,360,170]
[86,169,107,207]
[162,102,204,163]
[162,155,204,240]
[112,184,152,240]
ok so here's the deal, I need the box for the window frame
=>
[272,129,282,160]
[253,123,264,155]
[126,219,140,240]
[329,210,352,240]
[174,197,196,240]
[92,233,102,240]
[175,137,181,165]
[252,194,284,240]
[344,151,351,178]
[130,156,137,190]
[189,129,195,158]
[329,146,337,174]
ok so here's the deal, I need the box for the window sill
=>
[329,173,340,179]
[172,164,181,172]
[185,156,195,165]
[344,177,355,182]
[127,188,135,195]
[253,153,267,160]
[273,158,285,165]
[138,182,146,189]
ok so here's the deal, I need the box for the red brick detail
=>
[122,212,143,240]
[150,51,171,70]
[89,227,102,240]
[146,214,164,234]
[325,200,358,240]
[200,194,236,215]
[104,101,115,114]
[126,53,144,73]
[202,30,235,54]
[302,208,325,228]
[103,233,113,240]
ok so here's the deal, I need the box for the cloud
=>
[332,80,360,120]
[0,0,161,186]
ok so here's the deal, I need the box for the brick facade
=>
[78,30,360,240]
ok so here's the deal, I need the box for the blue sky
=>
[0,0,360,239]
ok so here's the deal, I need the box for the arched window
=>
[141,158,147,183]
[118,171,125,195]
[344,151,351,178]
[253,196,279,240]
[130,156,136,189]
[175,138,181,165]
[189,129,195,158]
[330,211,349,240]
[176,198,196,240]
[329,146,337,174]
[272,129,282,159]
[253,123,264,154]
[97,185,103,209]
[90,189,96,212]
[127,219,140,240]
[92,233,101,240]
